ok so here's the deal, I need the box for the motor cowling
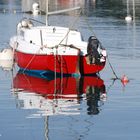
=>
[87,36,101,64]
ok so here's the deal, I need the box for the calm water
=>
[0,0,140,140]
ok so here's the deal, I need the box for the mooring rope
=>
[57,8,82,46]
[107,55,120,79]
[83,13,121,79]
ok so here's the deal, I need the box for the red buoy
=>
[121,75,129,86]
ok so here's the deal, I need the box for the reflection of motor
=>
[86,86,100,115]
[86,84,106,115]
[87,36,101,64]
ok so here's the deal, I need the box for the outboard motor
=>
[87,36,101,64]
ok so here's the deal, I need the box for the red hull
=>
[13,73,106,100]
[15,51,105,75]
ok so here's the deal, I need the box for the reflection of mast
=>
[132,0,135,22]
[125,0,132,22]
[127,0,130,16]
[45,117,49,140]
[126,0,136,57]
[132,0,136,58]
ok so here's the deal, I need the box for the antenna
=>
[46,0,48,26]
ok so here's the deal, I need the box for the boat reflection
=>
[12,72,106,116]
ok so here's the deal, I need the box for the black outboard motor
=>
[87,36,100,64]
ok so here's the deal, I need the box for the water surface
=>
[0,0,140,140]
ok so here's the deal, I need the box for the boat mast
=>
[46,0,48,26]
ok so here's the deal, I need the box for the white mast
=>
[46,0,48,26]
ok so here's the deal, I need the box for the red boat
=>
[9,0,107,76]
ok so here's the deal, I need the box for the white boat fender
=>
[0,49,13,60]
[0,60,13,71]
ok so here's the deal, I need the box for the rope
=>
[19,17,45,25]
[48,9,82,77]
[16,8,82,75]
[22,45,43,73]
[54,47,57,95]
[83,14,97,36]
[83,12,104,47]
[107,55,119,79]
[60,55,63,79]
[22,54,37,73]
[58,9,82,46]
[60,66,63,95]
[83,13,119,78]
